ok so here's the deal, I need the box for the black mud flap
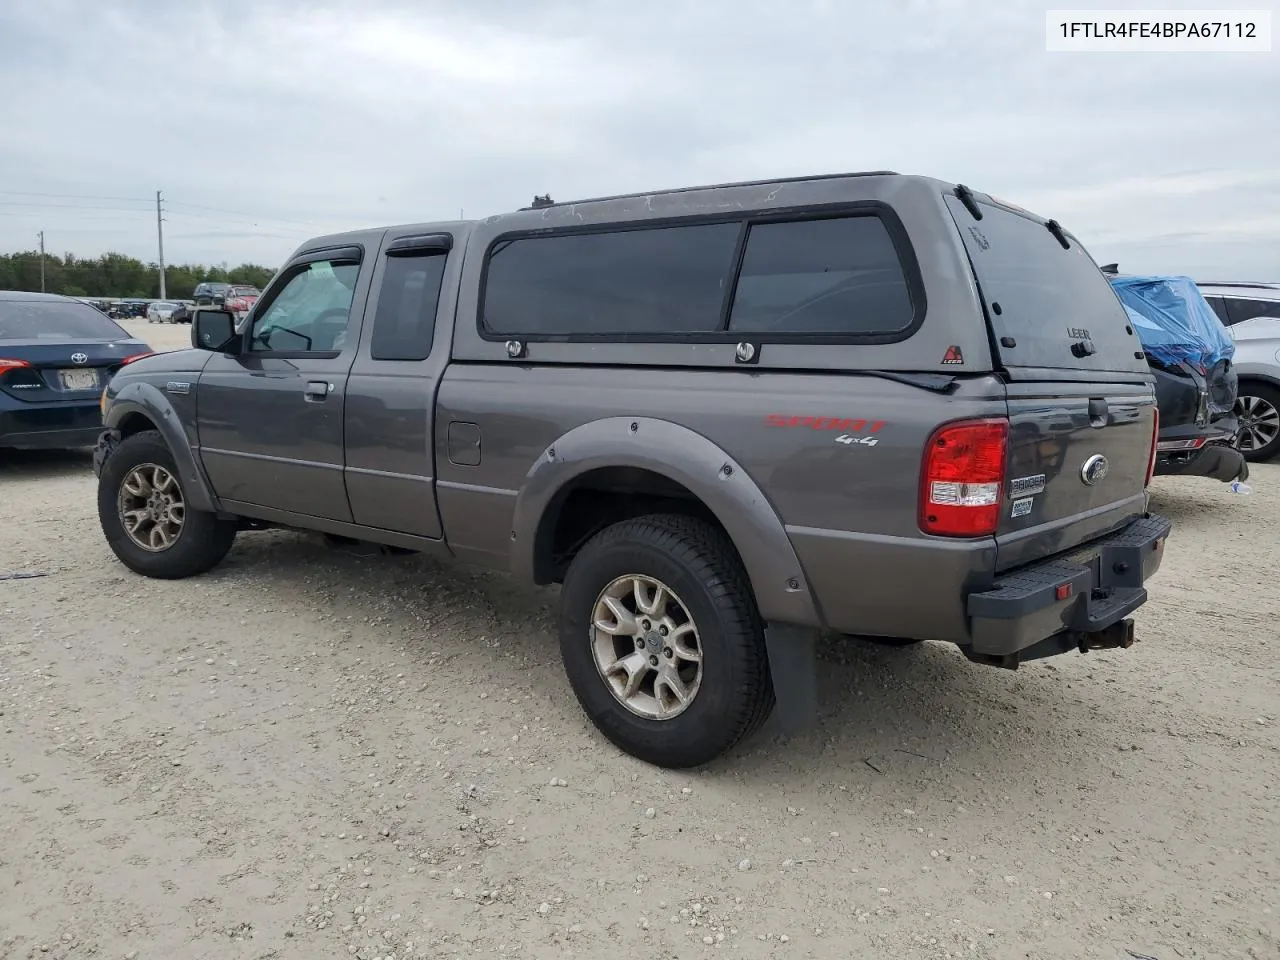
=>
[758,623,819,737]
[91,428,120,478]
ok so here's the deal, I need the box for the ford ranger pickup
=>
[92,171,1172,768]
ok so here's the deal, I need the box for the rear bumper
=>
[964,513,1172,665]
[1153,418,1246,482]
[1156,443,1248,482]
[0,403,104,450]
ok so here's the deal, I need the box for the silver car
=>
[145,301,181,324]
[1198,282,1280,461]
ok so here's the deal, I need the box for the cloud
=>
[1,0,1276,281]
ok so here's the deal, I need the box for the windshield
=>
[0,299,131,341]
[154,302,178,310]
[228,287,259,297]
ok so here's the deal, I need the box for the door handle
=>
[304,381,330,401]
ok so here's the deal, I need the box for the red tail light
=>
[1145,407,1160,486]
[919,418,1009,537]
[0,358,33,375]
[120,352,154,365]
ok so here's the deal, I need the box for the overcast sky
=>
[1,0,1276,279]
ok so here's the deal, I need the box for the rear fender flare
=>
[105,380,219,513]
[1233,367,1280,391]
[510,416,821,627]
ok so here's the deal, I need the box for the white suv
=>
[1198,282,1280,462]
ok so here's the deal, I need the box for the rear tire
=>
[97,430,237,579]
[1235,383,1280,462]
[558,514,775,768]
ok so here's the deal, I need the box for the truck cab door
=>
[196,246,368,522]
[343,231,456,540]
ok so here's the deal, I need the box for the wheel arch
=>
[1234,369,1280,392]
[509,416,822,627]
[104,380,219,513]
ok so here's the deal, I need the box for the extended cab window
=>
[249,260,359,353]
[370,253,447,361]
[729,216,915,335]
[482,222,739,336]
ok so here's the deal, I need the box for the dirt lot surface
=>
[2,319,1277,960]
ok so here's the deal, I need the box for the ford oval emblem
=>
[70,352,88,364]
[1081,454,1109,486]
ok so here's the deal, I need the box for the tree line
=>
[0,250,276,300]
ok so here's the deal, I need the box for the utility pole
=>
[38,230,46,292]
[156,189,167,299]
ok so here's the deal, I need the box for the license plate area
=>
[58,368,99,390]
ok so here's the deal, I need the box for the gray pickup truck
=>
[93,171,1172,768]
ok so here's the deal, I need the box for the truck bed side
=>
[434,365,1008,641]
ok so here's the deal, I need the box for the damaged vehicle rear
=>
[1105,270,1247,484]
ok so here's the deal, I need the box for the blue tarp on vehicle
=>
[1109,274,1234,370]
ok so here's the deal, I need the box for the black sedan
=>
[0,291,153,450]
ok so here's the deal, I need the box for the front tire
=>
[97,430,237,579]
[558,514,774,768]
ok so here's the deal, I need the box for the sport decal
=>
[764,415,887,432]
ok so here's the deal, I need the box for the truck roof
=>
[516,170,904,211]
[296,172,987,252]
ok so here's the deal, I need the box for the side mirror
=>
[192,308,239,353]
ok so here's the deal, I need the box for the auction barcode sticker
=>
[1046,9,1272,51]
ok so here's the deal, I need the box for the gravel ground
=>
[1,320,1277,960]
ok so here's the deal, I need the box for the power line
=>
[0,200,158,214]
[0,210,154,222]
[164,209,307,229]
[2,191,324,228]
[2,204,306,231]
[0,189,152,203]
[165,198,323,227]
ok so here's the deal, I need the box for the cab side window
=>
[369,252,447,361]
[249,260,360,354]
[1204,296,1230,325]
[1225,296,1280,325]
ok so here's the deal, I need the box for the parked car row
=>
[192,282,261,315]
[69,281,264,326]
